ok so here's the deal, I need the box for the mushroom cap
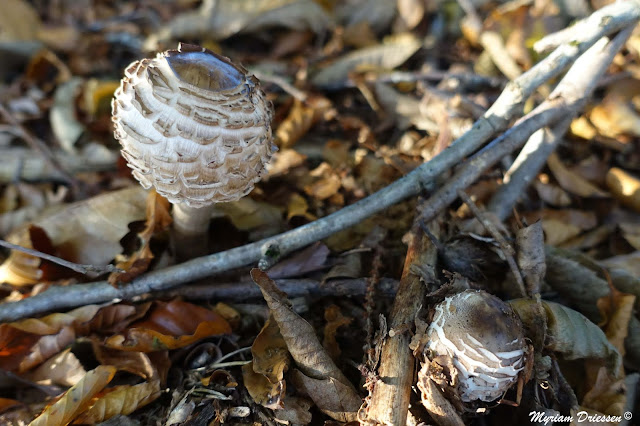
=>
[426,290,526,403]
[112,43,276,207]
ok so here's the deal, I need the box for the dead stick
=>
[363,215,439,425]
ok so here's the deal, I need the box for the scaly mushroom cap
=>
[112,43,276,207]
[426,290,526,403]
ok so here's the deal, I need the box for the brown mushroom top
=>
[112,43,276,207]
[426,290,526,402]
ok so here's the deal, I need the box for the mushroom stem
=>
[172,203,215,260]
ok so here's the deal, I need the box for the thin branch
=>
[251,70,308,102]
[0,10,635,322]
[0,239,123,276]
[487,118,572,221]
[457,189,527,297]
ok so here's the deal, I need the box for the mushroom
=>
[112,43,276,259]
[424,289,526,406]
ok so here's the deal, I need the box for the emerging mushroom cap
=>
[112,43,276,207]
[426,290,526,403]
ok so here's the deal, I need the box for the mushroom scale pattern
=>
[112,43,276,207]
[426,290,527,403]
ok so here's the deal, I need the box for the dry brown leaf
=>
[286,192,316,222]
[606,167,640,212]
[0,304,100,372]
[0,0,41,41]
[252,315,290,384]
[590,94,640,138]
[533,179,571,206]
[289,369,360,423]
[273,395,313,425]
[105,300,231,352]
[72,380,161,424]
[25,348,86,387]
[580,367,627,419]
[619,222,640,249]
[214,197,283,232]
[250,269,361,422]
[242,361,286,410]
[312,33,421,87]
[93,344,159,381]
[152,0,332,45]
[394,0,425,32]
[266,242,329,279]
[29,365,117,426]
[266,149,307,179]
[276,96,333,149]
[597,287,635,360]
[374,82,438,132]
[304,163,342,201]
[0,186,148,285]
[322,305,352,361]
[547,152,608,198]
[109,190,172,285]
[600,252,640,277]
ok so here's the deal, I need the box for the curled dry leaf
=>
[533,179,571,206]
[589,94,640,138]
[0,303,149,373]
[109,190,172,286]
[0,186,148,285]
[510,299,622,376]
[250,269,361,421]
[606,167,640,212]
[547,152,608,198]
[242,362,286,410]
[276,96,333,149]
[25,348,86,387]
[72,380,161,424]
[150,0,332,45]
[246,314,290,408]
[29,365,116,426]
[311,33,421,87]
[105,300,231,352]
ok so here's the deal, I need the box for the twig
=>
[416,24,635,226]
[0,104,79,191]
[533,0,639,53]
[457,190,527,297]
[487,118,572,220]
[0,10,635,322]
[0,239,123,276]
[160,277,398,300]
[363,214,439,425]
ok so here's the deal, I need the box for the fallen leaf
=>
[0,186,148,285]
[25,348,86,387]
[322,305,352,361]
[105,300,231,352]
[276,96,333,149]
[547,152,608,198]
[29,365,117,426]
[250,269,361,421]
[252,315,290,384]
[510,299,622,375]
[109,190,172,286]
[72,380,161,424]
[266,242,329,279]
[590,94,640,138]
[242,361,286,410]
[312,33,421,87]
[600,251,640,277]
[289,369,360,423]
[533,179,571,206]
[0,0,41,42]
[606,167,640,212]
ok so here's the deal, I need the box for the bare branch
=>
[0,239,123,276]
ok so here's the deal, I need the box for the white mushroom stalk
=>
[112,43,276,259]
